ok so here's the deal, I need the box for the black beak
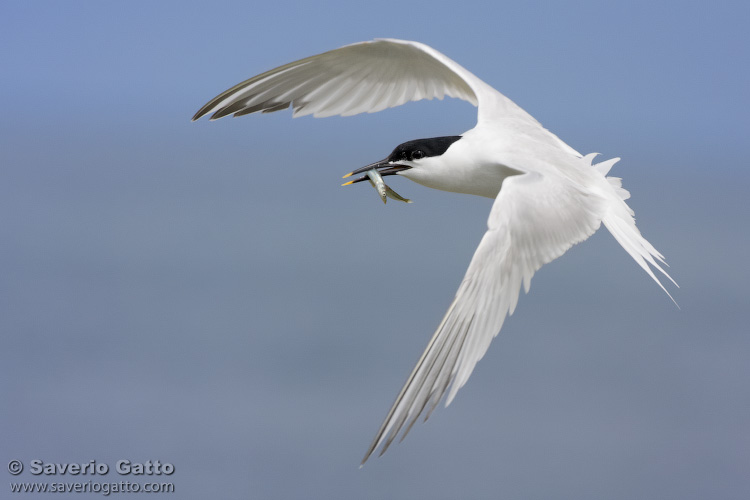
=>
[342,160,411,185]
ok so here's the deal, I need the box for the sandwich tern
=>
[192,38,677,465]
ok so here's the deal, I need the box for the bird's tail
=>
[590,154,678,305]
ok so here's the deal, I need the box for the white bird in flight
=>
[192,38,677,465]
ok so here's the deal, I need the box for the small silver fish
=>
[384,184,412,203]
[366,169,412,204]
[366,169,387,203]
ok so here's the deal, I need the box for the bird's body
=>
[193,38,676,465]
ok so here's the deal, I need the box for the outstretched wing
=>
[361,158,610,465]
[192,38,497,121]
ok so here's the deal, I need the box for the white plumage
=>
[193,38,676,465]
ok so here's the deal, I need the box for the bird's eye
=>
[411,150,424,160]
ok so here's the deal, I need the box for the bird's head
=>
[342,135,462,186]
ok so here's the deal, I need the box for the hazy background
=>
[2,1,748,498]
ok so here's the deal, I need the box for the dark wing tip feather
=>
[190,109,205,122]
[262,101,291,113]
[192,95,227,121]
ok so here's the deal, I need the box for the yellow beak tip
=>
[342,172,353,179]
[341,180,355,186]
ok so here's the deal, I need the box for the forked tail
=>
[592,154,679,305]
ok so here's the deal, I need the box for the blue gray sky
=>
[2,1,749,499]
